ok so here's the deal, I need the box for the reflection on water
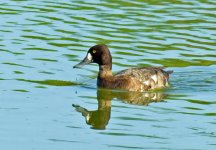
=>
[73,89,167,129]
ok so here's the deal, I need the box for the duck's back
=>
[115,67,172,90]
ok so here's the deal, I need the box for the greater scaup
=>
[73,44,173,92]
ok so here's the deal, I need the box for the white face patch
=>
[87,53,93,61]
[85,113,90,122]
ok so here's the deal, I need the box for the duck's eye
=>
[92,50,96,53]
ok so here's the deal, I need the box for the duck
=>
[73,44,173,92]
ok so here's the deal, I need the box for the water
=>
[0,0,216,149]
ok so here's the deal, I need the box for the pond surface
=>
[0,0,216,149]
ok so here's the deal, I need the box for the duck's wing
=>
[115,67,172,89]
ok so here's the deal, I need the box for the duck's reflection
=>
[73,89,167,130]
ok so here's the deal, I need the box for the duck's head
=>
[73,44,112,69]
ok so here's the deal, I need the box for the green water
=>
[0,0,216,149]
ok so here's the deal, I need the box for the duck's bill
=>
[73,53,92,68]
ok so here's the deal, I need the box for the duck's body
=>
[74,44,172,92]
[97,66,171,92]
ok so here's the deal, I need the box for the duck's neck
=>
[98,65,112,78]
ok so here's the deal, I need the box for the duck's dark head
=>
[73,44,112,69]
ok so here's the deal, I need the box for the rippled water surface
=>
[1,0,216,149]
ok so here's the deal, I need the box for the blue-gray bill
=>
[73,55,92,68]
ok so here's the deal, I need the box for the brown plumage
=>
[74,44,173,92]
